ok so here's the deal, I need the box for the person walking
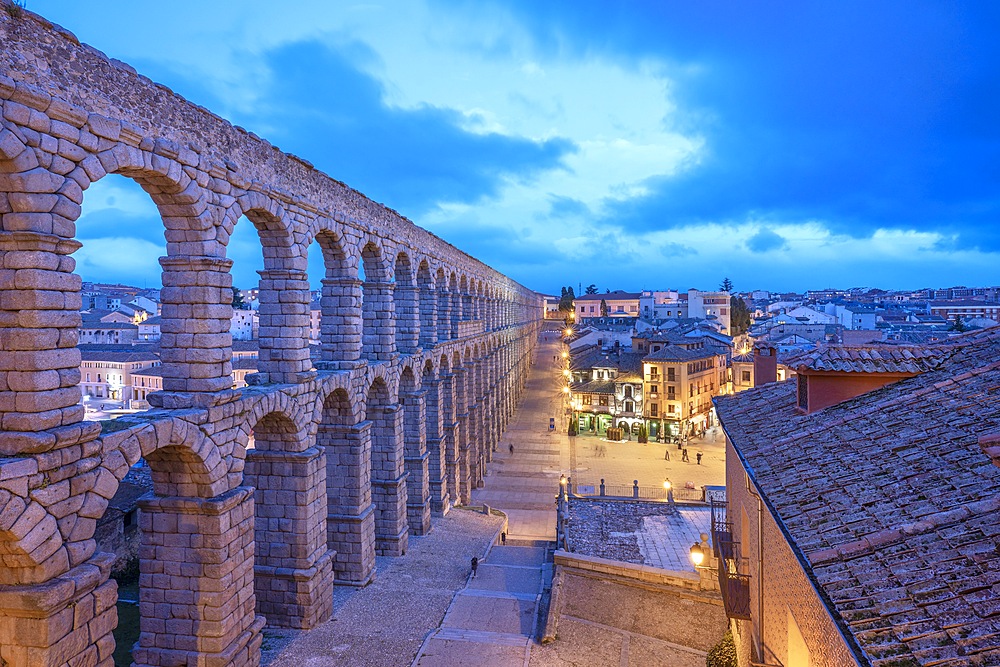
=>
[501,531,507,545]
[663,447,671,461]
[509,443,514,455]
[696,451,703,465]
[682,448,690,463]
[471,556,479,578]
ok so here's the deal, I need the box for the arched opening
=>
[244,410,332,629]
[317,387,375,584]
[69,174,164,418]
[449,350,466,503]
[436,267,450,342]
[417,260,436,348]
[311,228,360,366]
[449,273,460,339]
[399,366,431,534]
[423,359,448,514]
[394,252,419,354]
[366,377,408,555]
[361,241,395,361]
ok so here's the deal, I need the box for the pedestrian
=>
[663,448,670,461]
[509,443,514,455]
[696,451,703,465]
[501,531,507,545]
[682,448,690,462]
[471,556,479,578]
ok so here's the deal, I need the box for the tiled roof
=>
[570,380,615,394]
[793,345,949,374]
[81,350,160,363]
[643,344,721,362]
[575,290,641,301]
[715,326,1000,666]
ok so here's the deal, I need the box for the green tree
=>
[559,286,576,312]
[231,286,247,310]
[585,284,598,294]
[706,629,738,667]
[600,299,609,317]
[720,277,734,293]
[951,316,967,332]
[731,296,752,336]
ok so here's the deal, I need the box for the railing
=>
[571,478,710,502]
[711,499,752,620]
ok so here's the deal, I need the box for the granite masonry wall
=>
[0,7,541,666]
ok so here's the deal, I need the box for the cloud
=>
[745,228,788,253]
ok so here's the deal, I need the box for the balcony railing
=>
[711,499,752,620]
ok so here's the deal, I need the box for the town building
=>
[929,300,1000,323]
[639,334,730,439]
[567,345,645,435]
[78,321,138,345]
[80,350,161,402]
[574,290,641,320]
[713,329,1000,667]
[231,308,259,341]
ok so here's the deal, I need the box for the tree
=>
[559,286,576,312]
[232,286,247,310]
[585,284,598,294]
[720,277,734,293]
[600,299,609,317]
[951,316,967,332]
[731,296,752,336]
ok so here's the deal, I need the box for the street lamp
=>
[689,542,705,567]
[663,478,674,505]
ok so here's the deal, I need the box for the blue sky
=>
[38,1,1000,294]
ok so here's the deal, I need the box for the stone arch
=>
[416,259,437,348]
[240,391,310,453]
[398,365,431,533]
[145,419,228,498]
[394,251,420,354]
[312,224,362,365]
[436,267,451,342]
[317,386,375,584]
[360,239,395,361]
[448,272,460,339]
[244,405,333,628]
[366,376,408,555]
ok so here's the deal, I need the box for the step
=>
[431,627,531,647]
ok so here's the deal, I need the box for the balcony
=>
[711,500,752,621]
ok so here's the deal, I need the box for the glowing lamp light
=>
[561,351,569,358]
[564,328,572,336]
[662,479,672,491]
[559,474,568,486]
[689,542,705,567]
[562,386,570,394]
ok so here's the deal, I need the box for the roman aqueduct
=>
[0,9,542,666]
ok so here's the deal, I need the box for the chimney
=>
[753,343,778,386]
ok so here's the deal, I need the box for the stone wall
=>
[0,6,541,666]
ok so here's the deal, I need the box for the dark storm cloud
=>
[500,1,1000,249]
[745,228,788,253]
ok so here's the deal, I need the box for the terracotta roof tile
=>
[716,325,1000,666]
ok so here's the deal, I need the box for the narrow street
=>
[472,332,570,541]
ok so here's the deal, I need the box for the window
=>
[667,386,675,398]
[667,368,675,381]
[649,384,659,395]
[742,370,751,382]
[599,396,609,407]
[797,375,809,410]
[624,401,634,412]
[97,374,102,382]
[689,385,694,397]
[667,404,675,414]
[589,306,595,313]
[582,395,592,405]
[624,386,633,399]
[649,403,658,417]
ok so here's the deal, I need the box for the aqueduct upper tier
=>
[0,8,542,667]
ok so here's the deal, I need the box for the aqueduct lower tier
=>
[0,9,543,667]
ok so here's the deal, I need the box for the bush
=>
[637,424,648,444]
[706,629,737,667]
[568,420,578,436]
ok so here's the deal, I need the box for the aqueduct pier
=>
[0,9,542,666]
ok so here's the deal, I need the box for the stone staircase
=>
[412,544,553,666]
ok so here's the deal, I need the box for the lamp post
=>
[663,478,674,505]
[689,541,705,567]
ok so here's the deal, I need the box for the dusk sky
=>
[37,1,1000,295]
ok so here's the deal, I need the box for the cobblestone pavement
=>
[261,509,503,667]
[566,500,712,571]
[413,544,547,667]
